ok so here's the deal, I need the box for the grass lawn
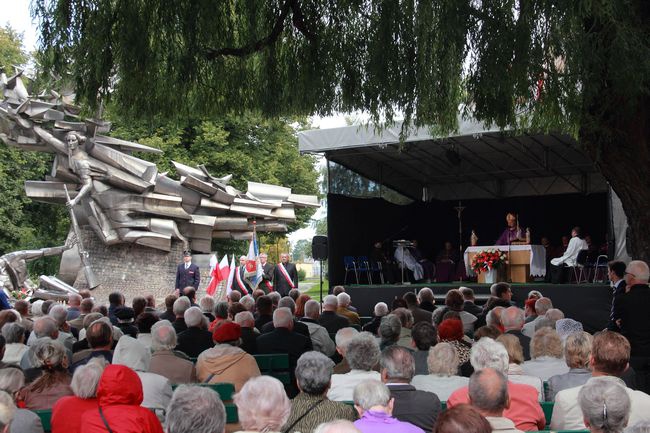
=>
[301,278,329,299]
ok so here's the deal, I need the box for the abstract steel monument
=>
[0,72,318,294]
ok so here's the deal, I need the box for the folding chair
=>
[343,256,359,284]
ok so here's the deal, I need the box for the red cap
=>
[212,321,242,343]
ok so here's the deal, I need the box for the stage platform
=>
[344,282,611,334]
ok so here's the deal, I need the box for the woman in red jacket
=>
[81,365,163,433]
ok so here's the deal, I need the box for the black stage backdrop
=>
[327,192,608,285]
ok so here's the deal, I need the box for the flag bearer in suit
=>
[273,253,298,296]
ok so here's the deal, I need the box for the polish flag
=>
[225,255,236,295]
[218,254,230,281]
[205,254,220,296]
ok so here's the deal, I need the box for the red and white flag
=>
[225,255,236,295]
[205,254,221,296]
[218,254,230,281]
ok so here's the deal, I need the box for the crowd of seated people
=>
[0,261,647,433]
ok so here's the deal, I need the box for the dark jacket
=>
[387,383,442,432]
[318,311,350,334]
[175,263,200,290]
[505,329,531,360]
[255,314,273,332]
[409,306,433,325]
[176,327,214,358]
[463,300,483,317]
[172,317,188,335]
[240,327,258,355]
[261,319,311,339]
[608,279,627,331]
[617,284,650,357]
[272,262,299,296]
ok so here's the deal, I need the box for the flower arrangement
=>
[471,249,508,274]
[10,288,29,300]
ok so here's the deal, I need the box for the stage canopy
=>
[298,119,608,201]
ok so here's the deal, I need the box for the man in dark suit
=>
[460,287,484,317]
[608,260,627,331]
[501,306,531,360]
[233,256,253,295]
[259,253,274,293]
[381,345,442,432]
[256,307,313,396]
[616,260,650,393]
[272,252,298,296]
[175,307,214,358]
[175,251,200,293]
[403,292,432,325]
[318,295,350,334]
[260,297,310,338]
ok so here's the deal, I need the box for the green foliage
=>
[32,0,650,140]
[297,267,307,282]
[0,25,28,71]
[292,239,312,262]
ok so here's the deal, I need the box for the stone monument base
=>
[64,228,212,304]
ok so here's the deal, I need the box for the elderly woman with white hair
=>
[1,323,27,366]
[328,332,381,401]
[149,324,197,384]
[522,327,569,381]
[546,331,593,401]
[579,377,631,433]
[0,368,43,433]
[361,302,388,335]
[282,352,356,433]
[446,337,546,432]
[411,342,469,401]
[496,334,543,401]
[233,376,291,433]
[51,357,106,433]
[16,338,73,409]
[352,380,424,433]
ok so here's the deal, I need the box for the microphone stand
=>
[454,201,465,282]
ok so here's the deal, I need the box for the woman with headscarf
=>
[112,335,173,414]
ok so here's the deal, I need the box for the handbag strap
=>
[203,373,216,383]
[283,398,325,433]
[99,407,114,433]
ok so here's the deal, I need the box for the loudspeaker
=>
[312,236,328,260]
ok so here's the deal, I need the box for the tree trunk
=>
[580,96,650,263]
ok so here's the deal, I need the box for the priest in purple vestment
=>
[495,212,524,245]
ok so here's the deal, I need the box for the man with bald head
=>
[469,368,523,433]
[501,307,531,360]
[66,293,83,321]
[616,260,650,393]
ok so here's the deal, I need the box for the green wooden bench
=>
[171,382,235,400]
[254,353,291,385]
[33,409,52,433]
[540,401,553,428]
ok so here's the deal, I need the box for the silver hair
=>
[314,420,362,433]
[234,311,255,327]
[373,302,389,317]
[545,308,565,323]
[470,337,509,373]
[273,307,293,328]
[627,260,650,283]
[353,379,391,409]
[346,332,380,371]
[418,287,434,303]
[0,368,24,393]
[239,295,255,311]
[535,297,553,315]
[166,385,226,433]
[380,345,415,381]
[0,390,15,430]
[486,306,505,328]
[527,290,543,299]
[626,422,650,433]
[68,293,82,306]
[199,296,215,313]
[337,292,351,307]
[31,300,44,317]
[295,351,335,395]
[304,300,321,319]
[1,322,25,344]
[460,287,475,300]
[213,302,229,319]
[173,296,191,316]
[49,304,68,327]
[579,377,630,433]
[335,327,359,351]
[184,306,204,328]
[501,307,525,331]
[71,357,107,399]
[379,315,401,342]
[468,368,509,412]
[32,338,67,368]
[234,376,290,431]
[33,316,58,339]
[323,295,338,309]
[152,324,178,351]
[535,317,555,331]
[267,292,281,304]
[427,342,459,376]
[278,297,296,314]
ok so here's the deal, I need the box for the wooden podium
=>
[465,246,545,283]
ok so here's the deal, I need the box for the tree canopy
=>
[0,26,28,71]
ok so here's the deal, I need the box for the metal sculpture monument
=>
[0,72,318,297]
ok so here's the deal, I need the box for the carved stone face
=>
[66,133,79,151]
